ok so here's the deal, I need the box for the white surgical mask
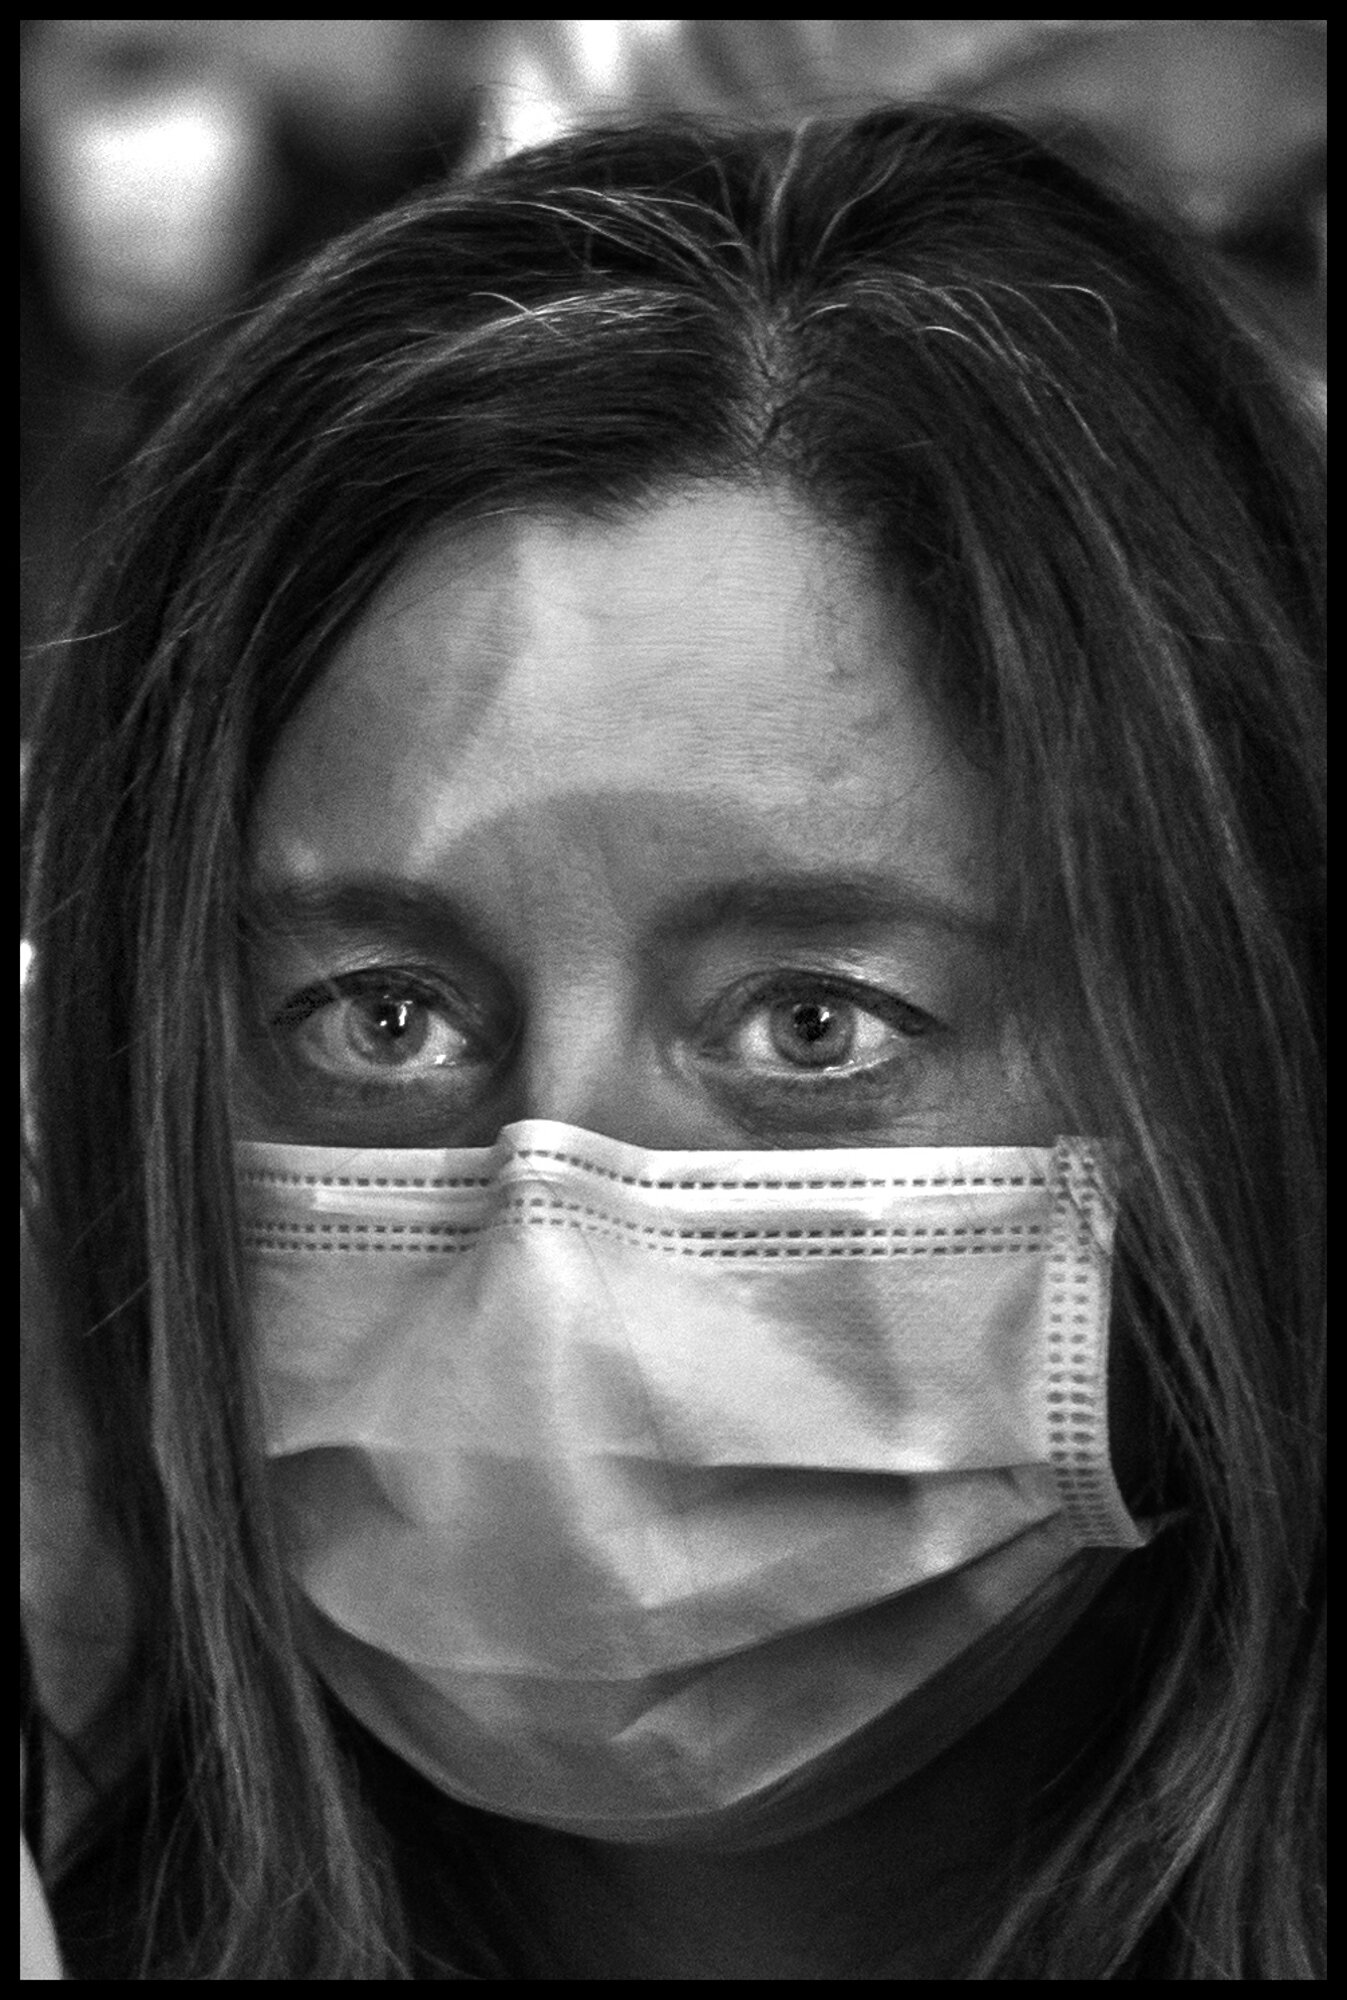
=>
[239,1121,1150,1849]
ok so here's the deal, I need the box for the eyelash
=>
[270,966,467,1032]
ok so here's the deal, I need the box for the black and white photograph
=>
[21,21,1325,1982]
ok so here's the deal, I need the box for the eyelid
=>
[700,969,937,1052]
[269,965,469,1030]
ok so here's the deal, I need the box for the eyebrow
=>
[656,871,1001,943]
[243,869,1001,952]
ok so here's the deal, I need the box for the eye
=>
[271,970,484,1083]
[711,977,933,1082]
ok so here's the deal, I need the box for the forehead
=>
[251,486,993,912]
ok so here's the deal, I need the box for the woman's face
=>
[241,485,1058,1153]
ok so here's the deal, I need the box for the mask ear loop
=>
[1044,1141,1148,1550]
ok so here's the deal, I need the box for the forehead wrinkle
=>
[264,774,998,951]
[253,490,995,945]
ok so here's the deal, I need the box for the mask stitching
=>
[238,1163,1050,1193]
[242,1215,1048,1256]
[238,1169,495,1191]
[1043,1145,1138,1547]
[242,1217,1047,1240]
[241,1216,1047,1232]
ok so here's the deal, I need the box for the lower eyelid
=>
[730,1055,916,1094]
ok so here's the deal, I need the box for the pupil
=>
[793,1002,834,1044]
[373,994,414,1038]
[764,995,857,1070]
[343,988,435,1070]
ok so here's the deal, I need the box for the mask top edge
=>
[235,1121,1111,1187]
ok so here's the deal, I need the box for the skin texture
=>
[242,485,1149,1976]
[245,484,1059,1155]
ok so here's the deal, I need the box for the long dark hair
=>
[22,103,1324,1978]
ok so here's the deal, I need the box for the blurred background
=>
[20,19,1327,730]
